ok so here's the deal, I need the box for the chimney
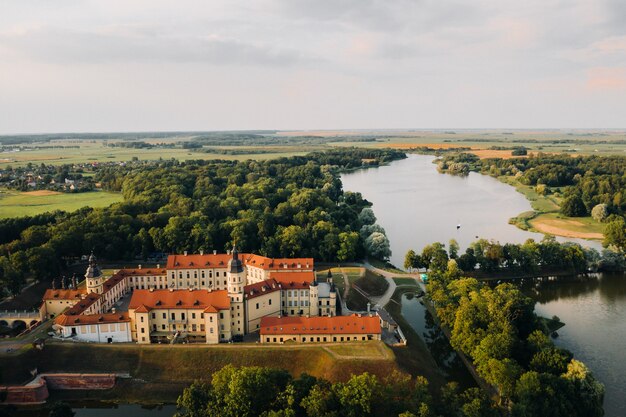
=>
[213,250,217,255]
[149,288,154,292]
[184,251,188,256]
[200,250,204,255]
[367,302,371,314]
[157,263,160,269]
[112,307,116,314]
[138,264,142,270]
[169,288,174,292]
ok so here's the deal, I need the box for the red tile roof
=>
[129,289,230,311]
[270,271,315,289]
[166,254,231,269]
[53,293,101,324]
[260,315,381,336]
[244,279,280,300]
[55,312,130,326]
[119,268,167,276]
[166,253,314,271]
[43,289,86,301]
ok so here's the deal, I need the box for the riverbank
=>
[498,175,605,240]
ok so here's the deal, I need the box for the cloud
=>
[586,67,626,91]
[0,25,312,66]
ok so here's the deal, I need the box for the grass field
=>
[497,176,605,240]
[0,341,401,402]
[3,129,625,168]
[0,139,313,168]
[0,189,122,218]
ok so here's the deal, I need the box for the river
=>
[342,154,625,417]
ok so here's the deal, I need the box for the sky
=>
[0,0,625,133]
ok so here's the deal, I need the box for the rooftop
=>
[129,289,230,311]
[260,314,381,336]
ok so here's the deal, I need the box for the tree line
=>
[436,153,626,251]
[425,256,604,417]
[0,148,402,297]
[174,364,498,417]
[405,237,625,276]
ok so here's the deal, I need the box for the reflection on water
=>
[341,154,602,268]
[342,155,625,417]
[400,293,475,388]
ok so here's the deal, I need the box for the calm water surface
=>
[342,154,601,268]
[342,155,625,417]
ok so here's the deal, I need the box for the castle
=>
[40,247,351,344]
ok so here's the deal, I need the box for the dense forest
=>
[437,153,626,251]
[419,248,605,417]
[0,148,404,296]
[174,364,497,417]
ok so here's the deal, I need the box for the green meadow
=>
[0,190,122,218]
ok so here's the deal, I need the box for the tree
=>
[358,208,377,225]
[590,204,609,222]
[334,373,380,417]
[337,232,359,262]
[175,381,211,417]
[404,250,417,270]
[603,218,626,252]
[560,195,587,217]
[448,239,460,259]
[365,232,391,260]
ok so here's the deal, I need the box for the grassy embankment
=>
[382,283,448,391]
[0,341,400,403]
[316,268,389,311]
[0,190,122,219]
[499,176,605,240]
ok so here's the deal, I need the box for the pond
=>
[342,154,623,417]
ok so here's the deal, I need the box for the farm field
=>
[2,129,626,168]
[0,190,122,218]
[0,140,312,168]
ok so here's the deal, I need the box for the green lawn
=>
[393,277,420,287]
[0,190,123,218]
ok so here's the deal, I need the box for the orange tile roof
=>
[129,289,230,311]
[166,254,231,269]
[119,268,167,276]
[43,289,86,301]
[244,279,281,300]
[53,293,101,324]
[270,271,315,289]
[166,253,314,271]
[101,272,127,295]
[260,315,381,336]
[255,257,314,271]
[55,312,130,326]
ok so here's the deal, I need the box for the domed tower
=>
[227,244,245,336]
[309,275,319,317]
[85,252,104,294]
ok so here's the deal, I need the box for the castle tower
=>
[227,244,245,336]
[85,252,104,294]
[329,281,337,317]
[309,275,319,317]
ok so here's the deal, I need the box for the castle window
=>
[269,299,272,305]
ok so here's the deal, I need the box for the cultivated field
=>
[2,129,625,168]
[0,190,122,218]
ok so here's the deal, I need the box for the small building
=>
[54,312,131,343]
[260,314,381,344]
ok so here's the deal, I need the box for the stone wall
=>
[0,373,116,404]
